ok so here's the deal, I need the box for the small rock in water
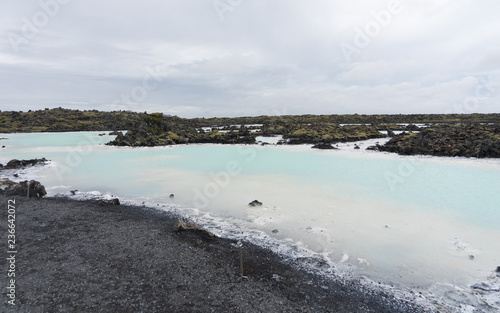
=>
[169,194,174,198]
[311,143,336,150]
[495,266,500,276]
[248,200,263,206]
[384,225,390,228]
[468,254,475,260]
[70,190,78,195]
[271,229,279,234]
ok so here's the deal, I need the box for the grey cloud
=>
[1,0,499,117]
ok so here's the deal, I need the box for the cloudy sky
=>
[1,0,499,118]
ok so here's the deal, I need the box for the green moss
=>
[292,128,309,136]
[167,131,179,141]
[402,133,417,140]
[321,134,333,141]
[209,130,223,138]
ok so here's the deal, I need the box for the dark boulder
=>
[172,219,215,238]
[366,145,380,151]
[2,158,48,170]
[99,198,120,205]
[0,178,47,198]
[249,200,263,206]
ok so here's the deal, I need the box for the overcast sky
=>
[1,0,499,118]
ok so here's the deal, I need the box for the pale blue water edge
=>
[3,131,497,229]
[2,131,500,311]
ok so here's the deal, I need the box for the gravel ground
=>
[0,195,429,312]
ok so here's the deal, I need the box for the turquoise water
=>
[2,131,500,309]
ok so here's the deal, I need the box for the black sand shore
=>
[0,195,429,312]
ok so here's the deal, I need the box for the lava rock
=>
[0,178,47,198]
[311,143,336,150]
[366,145,380,151]
[99,198,121,205]
[172,219,215,238]
[248,200,263,206]
[379,124,500,158]
[1,158,48,170]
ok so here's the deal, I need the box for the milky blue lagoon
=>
[2,131,500,311]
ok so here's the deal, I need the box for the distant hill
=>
[1,108,499,133]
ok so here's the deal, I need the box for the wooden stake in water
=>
[240,246,244,276]
[238,241,244,277]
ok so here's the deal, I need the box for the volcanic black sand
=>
[0,194,429,312]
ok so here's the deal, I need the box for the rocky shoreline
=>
[378,124,500,158]
[0,158,49,198]
[2,108,500,158]
[0,194,429,312]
